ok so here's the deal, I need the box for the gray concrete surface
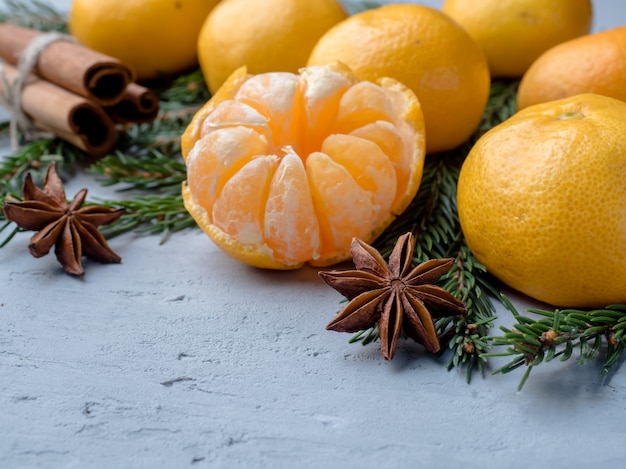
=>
[2,1,626,468]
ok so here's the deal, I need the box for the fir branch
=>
[436,245,503,382]
[485,303,626,390]
[349,79,520,379]
[374,152,463,261]
[361,152,504,381]
[158,68,211,109]
[475,80,519,137]
[114,110,195,156]
[89,149,187,194]
[0,0,67,32]
[95,193,196,244]
[0,218,21,248]
[0,139,61,197]
[0,138,83,201]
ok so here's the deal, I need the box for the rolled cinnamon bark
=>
[0,24,134,106]
[106,82,160,124]
[0,63,117,156]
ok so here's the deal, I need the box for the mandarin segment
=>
[299,64,353,155]
[182,64,425,269]
[305,151,380,260]
[330,81,395,135]
[201,100,271,142]
[183,183,298,270]
[181,66,251,157]
[349,122,409,211]
[264,151,321,264]
[212,155,278,246]
[185,127,270,213]
[234,73,302,151]
[320,134,397,217]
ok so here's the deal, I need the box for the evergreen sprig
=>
[364,152,504,381]
[97,193,196,244]
[158,68,212,108]
[484,303,626,390]
[0,0,67,31]
[437,245,504,382]
[0,138,83,198]
[353,80,520,381]
[89,150,187,193]
[475,80,519,136]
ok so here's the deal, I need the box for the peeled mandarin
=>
[181,63,426,269]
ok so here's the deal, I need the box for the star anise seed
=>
[319,232,467,360]
[2,162,124,276]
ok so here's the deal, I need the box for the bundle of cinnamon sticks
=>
[0,24,160,156]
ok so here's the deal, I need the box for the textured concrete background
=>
[2,1,626,468]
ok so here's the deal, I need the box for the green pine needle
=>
[352,79,521,382]
[89,150,187,193]
[96,193,196,244]
[484,304,626,391]
[0,0,67,31]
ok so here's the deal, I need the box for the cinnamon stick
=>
[0,24,134,106]
[0,63,117,156]
[106,82,160,124]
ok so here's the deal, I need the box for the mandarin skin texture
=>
[442,0,592,77]
[307,4,490,154]
[517,25,626,109]
[69,0,220,80]
[457,93,626,307]
[197,0,347,94]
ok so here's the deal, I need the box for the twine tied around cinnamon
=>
[0,24,159,157]
[0,31,77,150]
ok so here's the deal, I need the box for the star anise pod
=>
[2,162,124,276]
[319,232,467,360]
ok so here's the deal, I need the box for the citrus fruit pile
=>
[452,2,626,307]
[182,1,491,270]
[181,62,425,269]
[179,0,626,309]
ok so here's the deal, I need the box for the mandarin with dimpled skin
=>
[69,0,219,80]
[307,4,489,155]
[457,93,626,307]
[517,26,626,110]
[442,0,592,78]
